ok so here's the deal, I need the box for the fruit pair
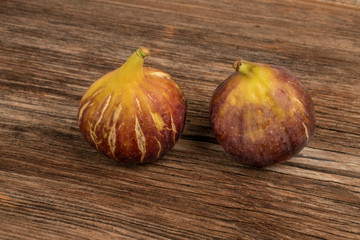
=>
[78,47,315,167]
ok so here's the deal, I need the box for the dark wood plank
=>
[1,0,359,239]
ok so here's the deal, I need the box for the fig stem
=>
[137,47,150,58]
[233,59,255,74]
[112,47,148,84]
[233,60,242,71]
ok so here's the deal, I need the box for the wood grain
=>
[1,0,359,239]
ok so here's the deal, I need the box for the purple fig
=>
[78,47,187,164]
[210,59,316,167]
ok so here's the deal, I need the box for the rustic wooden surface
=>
[1,0,360,239]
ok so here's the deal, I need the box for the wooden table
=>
[1,0,359,239]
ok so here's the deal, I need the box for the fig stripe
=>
[1,0,360,239]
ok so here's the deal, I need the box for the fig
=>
[210,59,315,167]
[78,47,186,164]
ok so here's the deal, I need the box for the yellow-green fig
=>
[78,47,187,164]
[210,59,315,167]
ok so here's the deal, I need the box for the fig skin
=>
[210,60,315,167]
[78,47,186,164]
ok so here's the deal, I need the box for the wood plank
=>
[1,0,359,239]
